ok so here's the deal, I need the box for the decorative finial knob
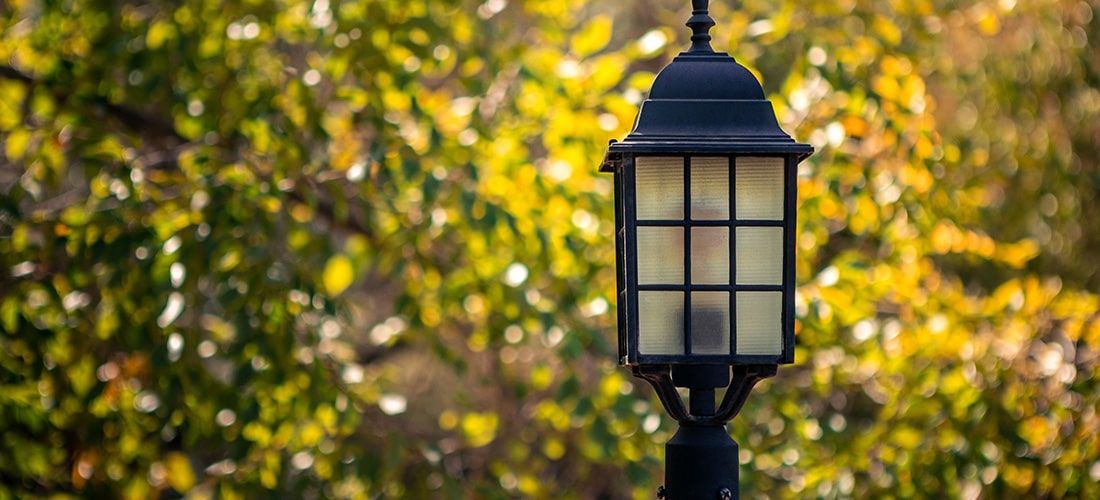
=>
[687,0,716,53]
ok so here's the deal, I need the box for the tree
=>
[1,0,1097,498]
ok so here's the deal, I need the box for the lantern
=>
[599,1,812,497]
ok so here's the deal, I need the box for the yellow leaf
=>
[147,19,177,49]
[570,15,613,58]
[242,422,272,446]
[461,411,499,447]
[323,255,355,295]
[530,365,552,390]
[438,410,458,430]
[998,239,1039,269]
[543,438,565,460]
[872,16,902,46]
[316,405,337,428]
[892,426,922,448]
[841,115,868,137]
[598,371,623,400]
[0,81,28,130]
[217,249,242,271]
[977,9,1001,36]
[165,452,195,493]
[299,422,324,447]
[517,474,540,496]
[1019,416,1055,451]
[5,128,30,161]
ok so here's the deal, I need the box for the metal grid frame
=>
[617,153,797,365]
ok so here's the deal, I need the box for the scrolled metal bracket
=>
[632,365,691,423]
[713,364,777,423]
[632,364,777,426]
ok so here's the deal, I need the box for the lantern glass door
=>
[631,155,788,360]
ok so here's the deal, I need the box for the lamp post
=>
[598,1,812,498]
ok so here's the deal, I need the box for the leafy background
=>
[1,0,1099,498]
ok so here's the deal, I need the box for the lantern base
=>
[663,424,739,500]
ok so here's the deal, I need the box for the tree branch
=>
[0,64,187,145]
[0,63,377,244]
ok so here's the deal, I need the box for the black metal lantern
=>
[599,1,812,498]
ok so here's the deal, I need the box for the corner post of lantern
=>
[599,1,813,498]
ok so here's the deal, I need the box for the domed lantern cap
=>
[604,8,812,162]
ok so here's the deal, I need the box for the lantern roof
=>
[602,4,812,168]
[648,53,765,101]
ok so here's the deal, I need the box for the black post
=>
[640,365,774,499]
[665,424,738,500]
[659,365,738,499]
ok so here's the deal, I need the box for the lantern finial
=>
[687,0,716,53]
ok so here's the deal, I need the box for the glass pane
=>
[735,157,784,220]
[639,291,685,355]
[691,292,730,355]
[736,291,782,355]
[735,227,783,285]
[691,227,729,285]
[690,157,729,220]
[637,227,684,284]
[636,157,684,220]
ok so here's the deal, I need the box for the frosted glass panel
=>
[735,157,784,220]
[637,227,684,284]
[736,291,782,355]
[691,292,730,355]
[690,157,729,220]
[639,291,685,355]
[636,157,684,220]
[691,227,730,285]
[735,227,783,285]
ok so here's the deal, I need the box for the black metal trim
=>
[617,150,808,158]
[734,284,783,292]
[729,219,784,226]
[598,148,623,173]
[627,155,640,364]
[614,167,626,363]
[610,142,812,159]
[638,284,782,292]
[782,155,797,364]
[635,219,782,226]
[636,354,782,364]
[683,157,692,355]
[621,153,802,366]
[728,155,737,356]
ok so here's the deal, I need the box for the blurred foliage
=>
[1,0,1099,498]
